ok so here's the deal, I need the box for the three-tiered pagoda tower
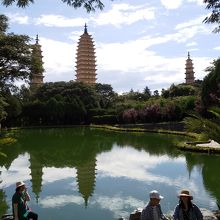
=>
[75,24,97,84]
[185,52,195,84]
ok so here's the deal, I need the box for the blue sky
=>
[1,0,219,93]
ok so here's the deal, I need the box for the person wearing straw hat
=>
[141,190,168,220]
[12,181,38,220]
[173,189,203,220]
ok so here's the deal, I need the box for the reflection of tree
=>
[0,188,8,217]
[0,127,193,206]
[185,153,220,205]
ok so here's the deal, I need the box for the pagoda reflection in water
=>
[0,128,219,209]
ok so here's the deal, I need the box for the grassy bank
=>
[90,125,220,155]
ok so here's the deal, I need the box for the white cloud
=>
[37,29,211,92]
[160,0,183,9]
[6,13,29,24]
[92,3,155,27]
[35,15,88,27]
[186,42,198,47]
[175,15,206,30]
[68,30,83,41]
[39,37,76,81]
[214,46,220,50]
[187,0,204,6]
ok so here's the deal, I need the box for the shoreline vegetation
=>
[1,123,220,154]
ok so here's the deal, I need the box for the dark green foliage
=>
[3,93,22,126]
[0,14,31,124]
[201,58,220,107]
[91,115,118,124]
[0,33,31,89]
[22,81,98,125]
[184,107,220,143]
[0,14,8,33]
[161,84,198,98]
[0,95,8,122]
[95,83,117,108]
[203,0,220,32]
[0,189,8,218]
[153,90,159,97]
[62,0,105,12]
[143,86,151,98]
[1,0,34,7]
[1,0,110,12]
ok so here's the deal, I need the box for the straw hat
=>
[178,189,193,200]
[16,181,25,189]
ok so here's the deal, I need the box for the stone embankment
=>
[119,208,220,220]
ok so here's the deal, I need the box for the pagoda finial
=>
[188,51,190,59]
[36,34,39,44]
[84,23,88,34]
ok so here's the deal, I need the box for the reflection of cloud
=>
[39,194,84,208]
[96,146,185,185]
[0,153,30,188]
[42,167,77,184]
[92,194,144,218]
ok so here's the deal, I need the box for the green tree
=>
[203,0,220,33]
[1,0,111,12]
[201,58,220,108]
[0,95,8,125]
[0,189,8,218]
[0,14,31,90]
[0,14,32,127]
[161,84,199,98]
[143,86,151,99]
[21,81,99,125]
[95,83,117,108]
[184,107,220,143]
[153,90,159,97]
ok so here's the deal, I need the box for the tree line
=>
[0,13,219,138]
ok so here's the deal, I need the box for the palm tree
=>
[184,107,220,143]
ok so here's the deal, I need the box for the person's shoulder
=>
[174,203,181,210]
[12,192,19,202]
[192,203,201,210]
[12,192,17,198]
[142,204,151,211]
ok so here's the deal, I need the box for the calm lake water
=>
[0,127,220,220]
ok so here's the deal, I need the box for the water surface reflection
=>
[0,128,219,219]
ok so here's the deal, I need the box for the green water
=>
[0,127,219,220]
